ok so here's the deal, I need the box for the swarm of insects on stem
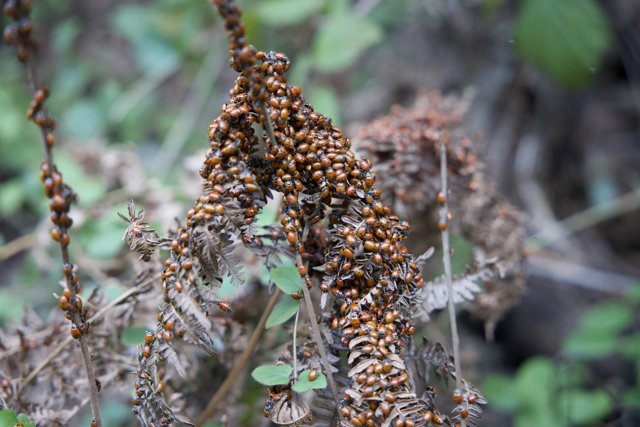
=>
[128,1,488,427]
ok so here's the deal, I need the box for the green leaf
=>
[579,303,633,335]
[0,178,25,216]
[566,390,611,424]
[55,153,107,206]
[270,267,302,294]
[255,0,324,26]
[515,357,554,408]
[307,86,341,126]
[82,212,126,260]
[622,388,640,409]
[515,409,559,427]
[0,410,18,427]
[625,282,640,304]
[619,334,640,359]
[266,297,300,329]
[60,99,106,139]
[563,331,616,359]
[0,288,26,324]
[121,326,149,346]
[251,364,292,386]
[515,0,612,87]
[482,374,519,411]
[292,369,327,392]
[312,10,382,73]
[16,413,36,427]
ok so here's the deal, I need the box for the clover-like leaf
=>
[292,369,327,393]
[251,364,293,386]
[270,266,302,294]
[266,297,300,329]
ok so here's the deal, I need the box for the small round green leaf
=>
[482,375,518,411]
[270,267,302,294]
[563,331,616,359]
[292,369,327,393]
[255,0,324,26]
[16,413,36,427]
[581,303,633,334]
[0,410,18,427]
[312,12,382,73]
[251,364,292,386]
[567,390,612,424]
[266,297,300,329]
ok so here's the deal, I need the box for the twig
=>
[292,307,300,381]
[0,233,37,261]
[196,290,281,425]
[79,335,101,424]
[19,274,156,389]
[297,255,343,419]
[528,254,634,295]
[527,186,640,252]
[439,138,466,427]
[20,48,103,426]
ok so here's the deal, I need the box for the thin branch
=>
[292,307,300,381]
[196,290,281,425]
[528,255,634,295]
[439,138,466,427]
[297,255,343,419]
[527,186,640,253]
[21,48,103,427]
[0,233,37,261]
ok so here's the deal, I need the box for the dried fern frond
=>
[356,91,526,334]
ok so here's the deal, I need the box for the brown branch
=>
[196,290,281,425]
[17,46,104,426]
[298,257,342,418]
[0,233,37,261]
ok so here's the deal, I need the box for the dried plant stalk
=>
[2,0,102,424]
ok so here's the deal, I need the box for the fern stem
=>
[297,255,343,420]
[20,44,104,427]
[440,138,466,427]
[292,307,300,380]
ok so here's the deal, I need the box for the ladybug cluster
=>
[2,0,33,62]
[130,0,490,425]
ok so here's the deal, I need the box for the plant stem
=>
[439,139,466,427]
[297,255,343,419]
[22,50,104,427]
[0,233,37,261]
[292,307,300,380]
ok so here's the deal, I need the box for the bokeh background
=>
[1,0,639,425]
